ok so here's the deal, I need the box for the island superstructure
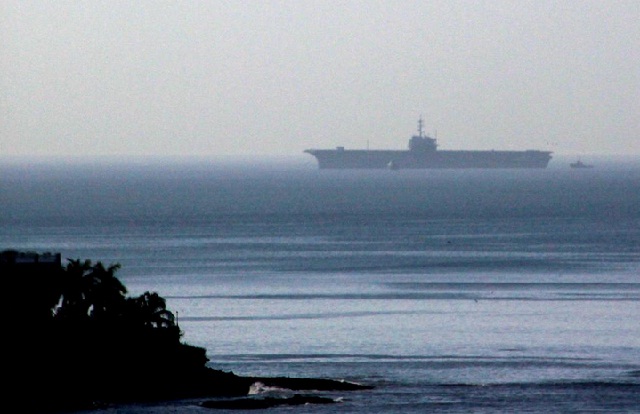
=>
[304,118,552,169]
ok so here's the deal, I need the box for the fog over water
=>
[2,158,639,229]
[2,1,639,159]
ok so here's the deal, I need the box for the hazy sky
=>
[1,0,639,160]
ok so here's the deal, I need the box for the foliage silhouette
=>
[2,251,371,413]
[4,254,221,411]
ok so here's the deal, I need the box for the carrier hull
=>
[305,149,552,169]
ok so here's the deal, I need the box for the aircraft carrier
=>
[305,119,552,169]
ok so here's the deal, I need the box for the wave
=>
[386,282,640,290]
[180,310,436,322]
[169,292,640,301]
[248,381,292,396]
[210,352,617,365]
[436,380,640,388]
[209,353,640,379]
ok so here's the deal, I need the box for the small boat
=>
[570,159,593,169]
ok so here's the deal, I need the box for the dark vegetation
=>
[2,251,370,412]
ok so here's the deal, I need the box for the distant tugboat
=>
[570,159,593,169]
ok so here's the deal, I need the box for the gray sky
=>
[1,0,639,160]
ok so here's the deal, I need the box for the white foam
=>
[248,381,290,395]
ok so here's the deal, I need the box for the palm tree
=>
[87,262,126,321]
[56,258,94,320]
[127,291,178,331]
[56,259,126,322]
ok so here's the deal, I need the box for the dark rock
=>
[252,376,374,391]
[200,394,337,410]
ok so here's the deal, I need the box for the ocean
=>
[1,157,639,413]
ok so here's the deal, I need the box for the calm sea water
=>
[2,158,639,412]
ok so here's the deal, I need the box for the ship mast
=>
[417,116,425,138]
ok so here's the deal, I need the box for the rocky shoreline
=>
[36,367,372,412]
